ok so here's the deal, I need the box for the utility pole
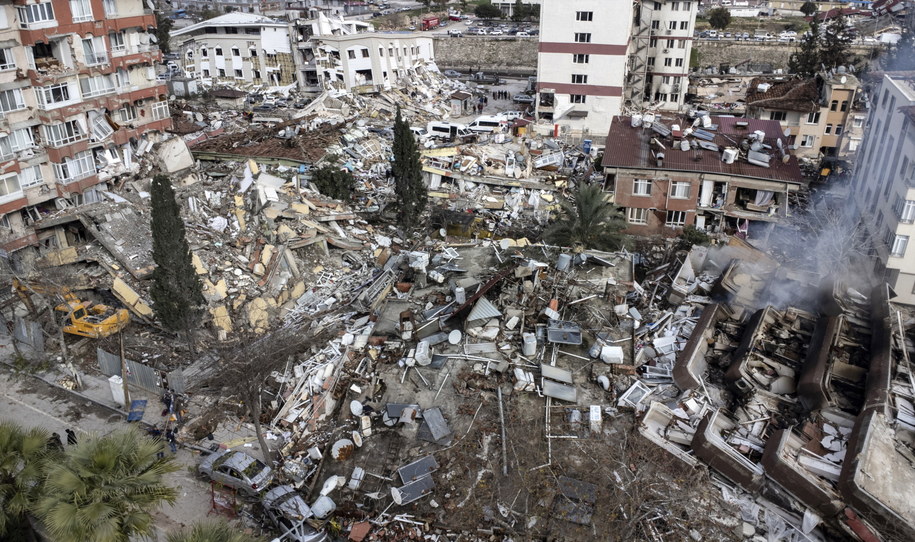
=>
[119,329,130,408]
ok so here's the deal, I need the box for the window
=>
[91,114,113,141]
[666,210,686,227]
[44,120,85,147]
[891,235,909,257]
[250,48,257,57]
[253,69,260,79]
[214,47,223,56]
[650,38,658,47]
[0,48,14,70]
[897,199,915,223]
[245,28,259,35]
[848,138,860,152]
[648,57,656,66]
[672,2,681,10]
[234,69,243,78]
[627,208,648,224]
[109,31,125,53]
[633,179,651,196]
[835,125,843,136]
[574,33,591,43]
[666,39,675,48]
[102,0,117,17]
[35,83,72,107]
[18,2,55,28]
[202,69,210,77]
[0,128,34,159]
[824,124,833,135]
[800,135,815,147]
[769,111,787,121]
[225,27,238,34]
[664,58,672,67]
[82,37,107,66]
[680,21,689,30]
[570,94,586,103]
[69,0,93,22]
[830,100,838,111]
[53,151,95,184]
[655,92,668,102]
[853,116,864,128]
[841,100,848,112]
[151,101,169,121]
[79,75,115,98]
[668,21,677,30]
[675,58,683,67]
[671,181,690,199]
[348,50,356,59]
[654,2,661,9]
[575,11,593,21]
[231,47,240,57]
[19,166,43,188]
[362,49,370,58]
[200,47,208,58]
[651,21,660,30]
[573,54,589,64]
[806,111,820,124]
[0,174,21,200]
[571,74,588,84]
[677,40,687,48]
[117,104,137,123]
[218,68,226,77]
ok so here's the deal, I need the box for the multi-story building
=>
[745,72,861,160]
[173,12,296,87]
[492,0,541,18]
[852,73,915,305]
[535,0,696,142]
[174,0,282,15]
[0,0,170,266]
[603,115,804,238]
[291,14,433,93]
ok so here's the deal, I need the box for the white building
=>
[173,13,296,87]
[535,0,696,141]
[492,0,541,18]
[852,73,915,305]
[291,14,434,93]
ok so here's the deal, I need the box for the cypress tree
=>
[150,174,204,349]
[788,19,821,77]
[391,107,427,229]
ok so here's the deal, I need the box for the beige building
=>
[173,12,296,87]
[0,0,170,266]
[852,73,915,305]
[745,72,861,160]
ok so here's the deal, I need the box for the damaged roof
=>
[173,13,286,36]
[601,116,805,184]
[745,77,820,113]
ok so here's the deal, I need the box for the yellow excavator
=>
[12,279,130,338]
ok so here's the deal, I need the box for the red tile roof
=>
[601,115,804,184]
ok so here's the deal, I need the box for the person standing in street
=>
[65,428,77,445]
[165,428,177,453]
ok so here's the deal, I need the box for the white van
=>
[466,115,507,133]
[426,121,471,139]
[502,111,524,120]
[410,126,428,138]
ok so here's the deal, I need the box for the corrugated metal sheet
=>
[467,297,502,322]
[602,116,804,184]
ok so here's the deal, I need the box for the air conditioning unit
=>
[665,29,672,35]
[672,85,681,94]
[663,48,670,53]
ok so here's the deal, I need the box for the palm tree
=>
[35,427,179,542]
[544,183,627,251]
[0,422,53,539]
[167,521,264,542]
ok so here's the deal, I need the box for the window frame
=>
[633,179,652,196]
[666,210,687,227]
[627,207,648,224]
[670,181,690,199]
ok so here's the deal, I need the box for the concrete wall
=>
[433,37,537,75]
[692,41,879,71]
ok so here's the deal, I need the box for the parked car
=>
[447,29,463,37]
[502,111,525,120]
[443,69,462,77]
[262,485,327,542]
[198,450,274,496]
[489,29,503,35]
[516,31,531,37]
[407,25,416,30]
[512,94,534,104]
[294,101,307,109]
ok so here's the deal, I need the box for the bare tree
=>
[193,309,343,466]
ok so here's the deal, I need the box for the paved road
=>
[0,370,216,540]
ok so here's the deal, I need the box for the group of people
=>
[492,90,511,100]
[47,428,78,450]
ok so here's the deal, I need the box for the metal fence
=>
[96,348,162,393]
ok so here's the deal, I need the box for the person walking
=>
[65,428,77,445]
[47,433,64,451]
[165,428,177,454]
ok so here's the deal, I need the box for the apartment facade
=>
[603,116,804,239]
[852,74,915,305]
[173,12,295,87]
[0,0,170,264]
[535,0,696,141]
[745,72,861,160]
[173,1,283,15]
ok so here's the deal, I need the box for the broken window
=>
[539,91,554,107]
[627,207,648,224]
[0,173,22,200]
[18,165,43,188]
[234,69,243,78]
[800,135,814,147]
[90,113,114,141]
[35,83,73,107]
[79,75,115,98]
[0,128,34,159]
[117,104,137,123]
[0,48,15,70]
[52,150,95,184]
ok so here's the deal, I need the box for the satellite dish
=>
[840,75,847,84]
[783,128,791,138]
[439,228,447,238]
[776,139,783,149]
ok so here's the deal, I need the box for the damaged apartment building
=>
[173,12,296,87]
[602,114,805,239]
[0,0,171,267]
[290,13,434,93]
